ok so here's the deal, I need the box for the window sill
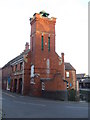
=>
[30,82,35,85]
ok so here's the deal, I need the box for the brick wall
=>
[30,13,67,98]
[23,51,31,95]
[65,70,76,90]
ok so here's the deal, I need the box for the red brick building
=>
[2,42,30,95]
[10,44,31,95]
[2,11,76,100]
[65,62,76,90]
[29,11,67,100]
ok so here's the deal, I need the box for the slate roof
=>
[2,49,30,69]
[64,62,76,71]
[10,49,30,64]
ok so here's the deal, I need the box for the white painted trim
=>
[14,71,23,75]
[11,58,23,66]
[6,80,10,90]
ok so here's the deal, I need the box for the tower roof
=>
[39,10,49,17]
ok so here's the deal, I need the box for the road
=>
[2,90,88,118]
[0,90,2,120]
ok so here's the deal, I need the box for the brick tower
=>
[30,11,67,100]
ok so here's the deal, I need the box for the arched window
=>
[48,37,50,51]
[31,65,34,77]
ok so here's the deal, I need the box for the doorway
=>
[14,79,17,92]
[19,78,22,94]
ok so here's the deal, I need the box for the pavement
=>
[2,90,88,118]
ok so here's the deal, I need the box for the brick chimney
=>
[25,42,29,51]
[61,53,64,63]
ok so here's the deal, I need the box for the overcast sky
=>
[0,0,89,74]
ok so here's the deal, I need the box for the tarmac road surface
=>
[2,90,88,119]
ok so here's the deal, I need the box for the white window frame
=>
[66,72,69,78]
